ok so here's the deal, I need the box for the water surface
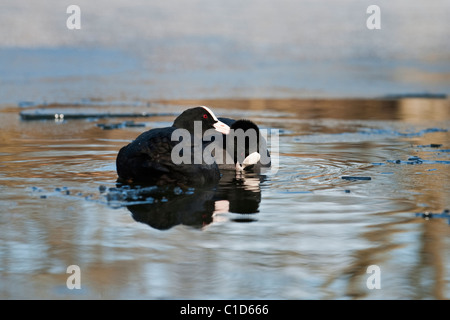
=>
[0,98,449,299]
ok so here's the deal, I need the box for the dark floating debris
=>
[415,209,450,224]
[384,93,447,99]
[417,144,443,148]
[20,107,176,121]
[231,217,258,223]
[387,156,423,165]
[96,120,146,130]
[123,121,146,127]
[104,185,201,210]
[387,156,450,165]
[341,176,372,181]
[408,156,423,164]
[97,123,122,130]
[359,127,447,138]
[106,185,168,206]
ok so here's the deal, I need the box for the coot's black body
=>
[116,107,230,186]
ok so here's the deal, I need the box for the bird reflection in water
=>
[212,171,263,223]
[109,171,266,230]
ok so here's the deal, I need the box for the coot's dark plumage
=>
[116,106,230,185]
[213,117,271,172]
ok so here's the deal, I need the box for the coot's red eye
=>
[203,114,208,119]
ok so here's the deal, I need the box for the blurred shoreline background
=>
[0,0,449,104]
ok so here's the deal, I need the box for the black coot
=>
[212,117,271,172]
[116,106,230,185]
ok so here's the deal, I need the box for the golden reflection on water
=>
[398,98,450,122]
[159,98,450,121]
[414,219,447,299]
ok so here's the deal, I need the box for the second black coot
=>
[211,117,271,172]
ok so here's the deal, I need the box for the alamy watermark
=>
[66,5,81,30]
[66,264,81,289]
[64,264,381,292]
[366,265,381,289]
[67,4,380,31]
[366,5,381,30]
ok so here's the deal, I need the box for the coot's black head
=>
[230,119,260,137]
[173,106,230,135]
[228,119,261,170]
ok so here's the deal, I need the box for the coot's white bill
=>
[213,120,231,135]
[243,152,261,166]
[236,151,261,171]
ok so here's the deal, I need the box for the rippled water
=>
[0,98,449,299]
